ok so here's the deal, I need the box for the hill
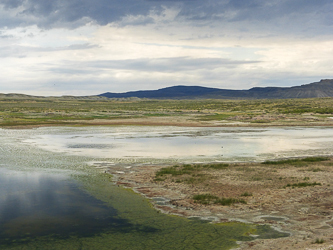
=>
[99,79,333,99]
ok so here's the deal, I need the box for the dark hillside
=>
[99,79,333,99]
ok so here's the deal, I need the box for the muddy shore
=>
[106,159,333,250]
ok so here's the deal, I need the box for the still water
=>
[2,126,331,249]
[23,126,333,163]
[0,169,125,243]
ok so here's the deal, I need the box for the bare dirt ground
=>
[51,114,333,127]
[106,159,333,250]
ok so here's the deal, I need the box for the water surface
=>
[23,126,333,164]
[0,168,131,244]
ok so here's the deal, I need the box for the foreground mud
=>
[107,159,333,250]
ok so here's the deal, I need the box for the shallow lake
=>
[23,126,333,164]
[2,125,331,249]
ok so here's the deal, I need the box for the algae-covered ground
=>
[1,172,264,250]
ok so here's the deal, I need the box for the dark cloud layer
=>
[1,0,332,30]
[0,0,161,28]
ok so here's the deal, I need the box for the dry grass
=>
[152,157,332,205]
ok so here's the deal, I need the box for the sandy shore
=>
[105,160,333,250]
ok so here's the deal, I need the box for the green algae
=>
[0,170,289,250]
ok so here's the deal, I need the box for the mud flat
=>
[108,158,333,250]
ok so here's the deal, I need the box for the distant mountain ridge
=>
[1,79,333,99]
[99,79,333,99]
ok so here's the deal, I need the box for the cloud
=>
[0,0,160,28]
[0,0,332,34]
[33,56,261,94]
[0,43,98,58]
[0,0,332,96]
[72,57,259,73]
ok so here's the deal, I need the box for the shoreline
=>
[2,116,333,129]
[105,159,333,250]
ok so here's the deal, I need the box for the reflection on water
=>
[0,168,150,245]
[23,126,333,162]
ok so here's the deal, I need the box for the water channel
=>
[2,126,332,249]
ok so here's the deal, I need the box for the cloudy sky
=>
[0,0,332,96]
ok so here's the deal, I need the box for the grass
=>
[240,192,253,197]
[308,168,323,172]
[193,194,246,206]
[199,113,235,121]
[214,198,247,206]
[153,177,166,182]
[192,194,218,204]
[262,157,329,165]
[250,120,271,123]
[204,163,229,170]
[2,96,333,126]
[154,163,229,184]
[155,164,199,177]
[155,163,229,179]
[143,113,170,117]
[284,182,321,188]
[313,238,325,244]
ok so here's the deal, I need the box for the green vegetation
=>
[250,119,271,123]
[192,194,218,204]
[155,164,197,177]
[2,95,333,126]
[302,157,330,162]
[214,197,247,206]
[155,163,228,178]
[262,157,329,165]
[199,113,235,121]
[154,158,331,206]
[284,182,321,188]
[193,194,246,206]
[240,192,253,197]
[308,168,323,172]
[154,163,228,183]
[314,238,325,244]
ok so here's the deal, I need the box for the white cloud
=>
[0,0,332,95]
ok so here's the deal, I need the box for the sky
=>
[0,0,332,96]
